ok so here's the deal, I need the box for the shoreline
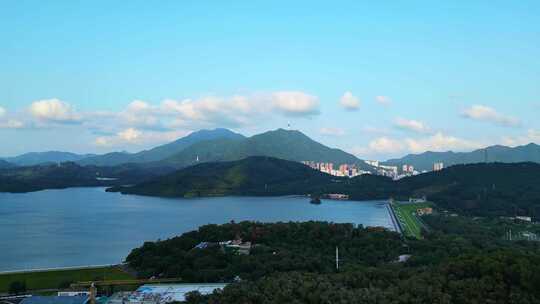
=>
[386,202,403,235]
[0,263,122,275]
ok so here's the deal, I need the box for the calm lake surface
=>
[0,187,394,272]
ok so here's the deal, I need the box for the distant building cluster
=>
[302,159,445,180]
[433,162,444,171]
[364,160,445,180]
[107,284,228,304]
[194,238,252,255]
[301,161,370,177]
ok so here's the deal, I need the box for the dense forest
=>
[125,218,540,304]
[113,158,540,218]
[0,162,174,193]
[126,221,402,282]
[108,156,337,197]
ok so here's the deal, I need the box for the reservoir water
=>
[0,187,394,272]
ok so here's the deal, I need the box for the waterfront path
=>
[386,202,403,235]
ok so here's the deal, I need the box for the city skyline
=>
[1,1,539,159]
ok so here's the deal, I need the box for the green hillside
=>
[384,143,540,171]
[0,162,174,193]
[165,128,367,169]
[114,160,540,218]
[78,128,245,166]
[0,160,15,169]
[110,156,338,197]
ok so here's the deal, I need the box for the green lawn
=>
[0,266,134,293]
[393,202,432,239]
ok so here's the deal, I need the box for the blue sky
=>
[1,1,539,159]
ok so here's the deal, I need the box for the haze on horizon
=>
[1,1,539,160]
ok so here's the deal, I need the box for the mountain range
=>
[383,143,540,171]
[77,128,245,166]
[3,128,540,171]
[2,151,96,166]
[0,160,15,169]
[2,128,367,169]
[162,128,368,169]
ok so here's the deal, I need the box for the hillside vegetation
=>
[78,128,245,166]
[384,143,540,171]
[0,162,174,193]
[164,129,367,169]
[0,160,15,169]
[114,159,540,218]
[127,220,540,304]
[109,156,337,197]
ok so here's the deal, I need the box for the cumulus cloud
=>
[403,133,481,154]
[95,128,190,148]
[0,119,24,129]
[9,91,319,149]
[0,107,24,129]
[117,100,163,130]
[94,128,142,147]
[161,95,260,128]
[29,99,82,124]
[462,104,520,127]
[367,137,405,154]
[375,96,392,106]
[320,127,345,136]
[502,129,540,146]
[118,128,142,142]
[353,132,482,158]
[271,91,320,116]
[339,91,360,110]
[394,118,431,134]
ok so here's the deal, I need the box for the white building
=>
[433,162,444,171]
[365,160,379,167]
[107,284,228,304]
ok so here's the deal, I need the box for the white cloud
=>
[160,95,260,127]
[394,118,431,134]
[0,119,24,129]
[118,128,142,142]
[367,137,405,153]
[0,107,24,129]
[118,100,162,130]
[502,129,540,146]
[462,104,520,127]
[403,132,481,153]
[271,91,320,116]
[353,132,482,158]
[320,127,345,136]
[375,96,392,106]
[29,99,82,124]
[95,128,190,148]
[339,91,360,110]
[9,91,320,150]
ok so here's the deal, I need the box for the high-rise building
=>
[402,164,414,173]
[365,160,379,167]
[433,162,444,171]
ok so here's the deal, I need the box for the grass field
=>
[392,202,432,239]
[0,266,134,293]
